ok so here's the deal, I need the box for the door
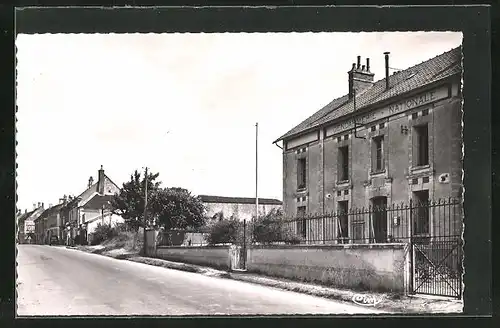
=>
[371,197,388,243]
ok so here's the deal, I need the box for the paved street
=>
[17,245,385,316]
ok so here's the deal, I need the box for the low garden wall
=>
[246,243,410,293]
[153,245,232,270]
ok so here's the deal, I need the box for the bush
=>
[252,209,303,245]
[91,223,118,245]
[206,218,241,245]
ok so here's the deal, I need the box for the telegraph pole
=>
[143,167,148,256]
[255,122,259,221]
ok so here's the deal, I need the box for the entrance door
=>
[371,197,388,243]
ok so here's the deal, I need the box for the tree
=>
[151,187,206,230]
[252,208,302,245]
[110,169,161,232]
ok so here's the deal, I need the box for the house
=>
[25,204,46,244]
[199,195,282,221]
[16,209,33,244]
[19,202,45,244]
[83,194,124,244]
[44,201,66,244]
[67,166,121,244]
[274,46,462,243]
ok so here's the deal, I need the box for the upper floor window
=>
[413,124,429,166]
[297,158,307,189]
[372,136,384,172]
[338,146,349,181]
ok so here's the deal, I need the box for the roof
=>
[198,195,282,205]
[27,207,46,222]
[17,210,34,223]
[275,46,462,143]
[81,194,114,210]
[76,174,119,207]
[35,203,65,221]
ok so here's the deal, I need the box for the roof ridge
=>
[275,45,461,142]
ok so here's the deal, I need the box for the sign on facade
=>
[325,85,450,137]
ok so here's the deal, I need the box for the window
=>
[297,206,307,238]
[297,158,307,189]
[338,201,349,241]
[338,146,349,181]
[414,124,429,166]
[372,136,384,172]
[352,222,364,242]
[371,197,388,243]
[413,190,429,235]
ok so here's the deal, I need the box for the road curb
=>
[67,246,461,313]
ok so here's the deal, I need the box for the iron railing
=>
[280,198,462,245]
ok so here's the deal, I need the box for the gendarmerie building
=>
[274,46,462,242]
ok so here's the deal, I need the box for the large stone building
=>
[199,195,282,222]
[274,46,462,242]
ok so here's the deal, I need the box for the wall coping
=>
[157,245,231,250]
[248,243,408,250]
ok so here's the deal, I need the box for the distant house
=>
[26,204,46,244]
[199,195,283,221]
[83,194,124,244]
[44,202,66,243]
[67,166,121,244]
[16,209,33,244]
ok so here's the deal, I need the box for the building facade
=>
[68,166,121,244]
[199,195,282,222]
[274,47,462,242]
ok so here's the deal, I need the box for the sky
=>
[15,32,462,212]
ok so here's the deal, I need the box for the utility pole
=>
[143,167,148,256]
[255,122,259,222]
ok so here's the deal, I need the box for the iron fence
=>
[281,198,462,245]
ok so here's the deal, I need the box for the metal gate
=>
[411,238,463,298]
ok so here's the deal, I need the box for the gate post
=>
[242,219,247,270]
[409,199,414,295]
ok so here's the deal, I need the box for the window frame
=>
[338,145,349,182]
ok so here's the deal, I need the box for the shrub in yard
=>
[252,208,303,245]
[206,218,241,245]
[91,223,118,245]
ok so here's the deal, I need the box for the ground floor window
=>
[337,201,349,242]
[296,206,307,238]
[371,196,388,243]
[413,190,430,235]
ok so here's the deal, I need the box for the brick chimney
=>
[348,55,375,99]
[98,165,105,195]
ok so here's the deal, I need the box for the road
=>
[17,245,384,316]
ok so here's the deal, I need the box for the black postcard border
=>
[1,3,494,326]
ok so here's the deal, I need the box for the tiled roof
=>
[36,203,65,221]
[82,194,114,210]
[28,207,46,222]
[76,174,120,207]
[274,46,462,143]
[17,211,34,223]
[199,195,282,205]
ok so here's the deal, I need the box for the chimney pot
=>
[362,65,366,71]
[98,166,105,195]
[357,56,361,69]
[384,52,390,90]
[366,58,370,72]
